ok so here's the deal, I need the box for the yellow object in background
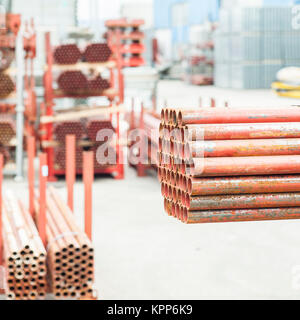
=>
[272,81,300,98]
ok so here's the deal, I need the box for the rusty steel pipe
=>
[183,207,300,224]
[176,108,300,126]
[188,155,300,177]
[184,138,300,158]
[186,175,300,196]
[186,193,300,211]
[183,122,300,141]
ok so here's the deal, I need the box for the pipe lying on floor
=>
[2,190,47,300]
[34,186,95,299]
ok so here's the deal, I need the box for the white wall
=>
[12,0,77,74]
[120,0,153,29]
[221,0,263,7]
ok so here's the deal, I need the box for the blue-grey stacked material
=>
[214,7,300,89]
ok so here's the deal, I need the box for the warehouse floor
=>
[4,80,300,300]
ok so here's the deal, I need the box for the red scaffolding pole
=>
[27,136,35,217]
[66,135,76,212]
[83,151,94,240]
[38,153,47,247]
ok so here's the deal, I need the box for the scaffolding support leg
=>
[39,153,47,247]
[0,154,3,266]
[137,103,147,177]
[66,135,76,212]
[27,136,35,217]
[15,26,25,181]
[83,151,94,240]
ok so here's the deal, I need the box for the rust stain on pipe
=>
[186,138,300,158]
[187,175,300,195]
[184,122,300,141]
[189,155,300,177]
[186,193,300,211]
[184,207,300,224]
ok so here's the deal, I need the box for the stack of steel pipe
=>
[82,43,112,63]
[0,48,15,72]
[55,147,83,171]
[2,191,47,300]
[143,113,160,166]
[127,109,160,168]
[0,73,15,98]
[57,71,88,93]
[0,114,16,145]
[54,121,85,144]
[87,75,110,92]
[54,44,81,65]
[54,121,85,171]
[159,107,300,224]
[86,117,115,141]
[34,187,94,299]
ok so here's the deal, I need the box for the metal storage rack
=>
[105,18,145,68]
[41,32,125,181]
[0,14,34,181]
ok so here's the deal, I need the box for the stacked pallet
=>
[34,187,94,299]
[53,118,116,173]
[2,191,47,300]
[105,19,145,67]
[159,107,300,224]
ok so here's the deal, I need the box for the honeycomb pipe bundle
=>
[0,74,15,98]
[82,43,112,63]
[54,147,83,170]
[86,117,114,142]
[0,114,16,146]
[34,187,95,299]
[0,48,15,71]
[87,76,110,92]
[53,44,81,65]
[159,107,300,224]
[57,71,88,93]
[2,191,47,300]
[0,145,10,165]
[54,121,85,144]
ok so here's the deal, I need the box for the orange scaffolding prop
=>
[66,135,76,212]
[39,153,47,247]
[83,151,94,240]
[27,136,35,217]
[0,154,3,266]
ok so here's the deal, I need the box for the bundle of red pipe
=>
[159,107,300,224]
[34,187,95,299]
[0,73,15,98]
[2,191,47,300]
[126,110,160,167]
[57,71,110,95]
[53,118,116,172]
[54,43,112,65]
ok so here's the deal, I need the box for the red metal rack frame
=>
[42,32,124,181]
[0,15,37,179]
[129,100,158,177]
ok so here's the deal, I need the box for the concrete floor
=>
[5,80,300,299]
